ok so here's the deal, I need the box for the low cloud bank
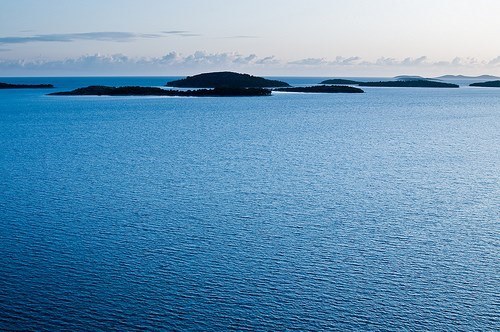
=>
[1,51,499,76]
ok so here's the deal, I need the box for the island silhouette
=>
[49,72,365,96]
[394,75,439,81]
[469,80,500,87]
[320,79,458,88]
[166,71,290,88]
[359,80,458,88]
[319,79,361,85]
[49,86,272,97]
[40,71,500,97]
[0,82,54,89]
[274,86,363,93]
[437,75,500,80]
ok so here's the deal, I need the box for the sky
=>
[1,0,500,76]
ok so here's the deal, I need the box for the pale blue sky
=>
[1,0,499,76]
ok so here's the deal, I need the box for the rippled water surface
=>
[0,77,499,330]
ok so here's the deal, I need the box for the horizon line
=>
[1,73,499,79]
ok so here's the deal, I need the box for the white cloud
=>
[488,56,500,66]
[256,56,280,65]
[288,58,328,66]
[329,56,361,65]
[0,52,284,75]
[158,51,181,63]
[0,32,163,45]
[161,31,201,37]
[1,52,499,76]
[233,54,258,64]
[374,57,398,66]
[401,56,427,66]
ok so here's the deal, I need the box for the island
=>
[469,80,500,87]
[319,79,458,88]
[166,71,290,88]
[274,85,364,93]
[437,74,500,80]
[319,79,361,85]
[394,75,439,81]
[0,82,54,89]
[48,86,272,97]
[358,80,458,88]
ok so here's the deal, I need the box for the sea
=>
[0,76,499,331]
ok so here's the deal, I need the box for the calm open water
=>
[0,77,499,331]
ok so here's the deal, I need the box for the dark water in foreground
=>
[0,77,499,330]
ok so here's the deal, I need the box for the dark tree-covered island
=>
[320,79,361,85]
[358,80,458,88]
[469,80,500,87]
[320,79,458,88]
[166,71,290,88]
[48,86,272,97]
[274,85,364,93]
[0,82,54,89]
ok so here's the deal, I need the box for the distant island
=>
[358,80,458,88]
[0,82,54,89]
[274,85,364,93]
[437,75,500,80]
[49,86,272,97]
[166,71,290,88]
[320,79,458,88]
[469,80,500,87]
[394,75,439,81]
[320,79,361,85]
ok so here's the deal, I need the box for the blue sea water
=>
[0,77,499,331]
